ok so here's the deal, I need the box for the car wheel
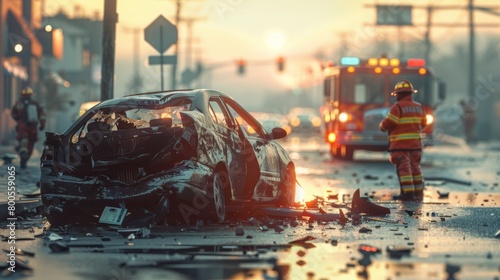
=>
[208,170,228,222]
[342,146,354,161]
[278,164,296,207]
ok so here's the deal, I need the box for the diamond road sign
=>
[144,15,178,53]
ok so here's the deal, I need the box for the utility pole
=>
[101,0,117,101]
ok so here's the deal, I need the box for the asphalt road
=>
[0,132,499,280]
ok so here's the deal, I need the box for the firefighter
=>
[379,80,427,201]
[11,87,46,169]
[459,98,476,144]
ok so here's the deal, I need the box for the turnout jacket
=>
[379,95,426,151]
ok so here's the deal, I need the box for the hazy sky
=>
[44,0,500,107]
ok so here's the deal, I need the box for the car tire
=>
[207,170,228,222]
[278,164,296,207]
[342,146,354,161]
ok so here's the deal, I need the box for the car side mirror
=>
[438,82,446,101]
[271,127,287,140]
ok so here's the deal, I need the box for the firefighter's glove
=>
[379,125,386,132]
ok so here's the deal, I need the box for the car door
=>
[208,97,253,199]
[222,98,282,200]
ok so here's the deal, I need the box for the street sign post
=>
[144,15,178,90]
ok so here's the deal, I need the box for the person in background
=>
[379,80,427,201]
[459,98,476,144]
[11,87,46,169]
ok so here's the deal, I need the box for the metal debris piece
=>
[260,225,269,232]
[437,191,450,199]
[48,233,63,241]
[339,209,348,226]
[2,248,35,257]
[351,188,390,216]
[365,217,398,224]
[358,227,372,233]
[305,198,319,208]
[495,230,500,238]
[426,176,471,186]
[127,234,135,240]
[386,245,412,259]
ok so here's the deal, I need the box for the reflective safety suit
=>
[11,96,46,168]
[379,94,427,199]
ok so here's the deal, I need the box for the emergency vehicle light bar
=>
[367,57,400,66]
[340,57,360,66]
[407,58,426,67]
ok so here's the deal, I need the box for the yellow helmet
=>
[21,87,33,96]
[391,80,417,96]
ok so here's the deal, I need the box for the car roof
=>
[93,89,233,108]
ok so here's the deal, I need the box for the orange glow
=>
[392,68,400,74]
[419,68,427,75]
[374,67,382,74]
[338,112,348,122]
[347,66,355,73]
[328,132,336,142]
[379,58,389,66]
[368,58,378,66]
[426,114,434,124]
[311,116,322,127]
[389,58,400,66]
[294,183,304,203]
[290,117,301,127]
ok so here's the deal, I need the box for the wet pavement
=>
[1,134,500,279]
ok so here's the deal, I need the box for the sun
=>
[266,31,286,50]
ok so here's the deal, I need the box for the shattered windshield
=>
[71,97,192,143]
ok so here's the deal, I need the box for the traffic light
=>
[236,59,246,75]
[276,56,285,72]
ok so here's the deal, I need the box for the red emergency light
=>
[407,58,426,67]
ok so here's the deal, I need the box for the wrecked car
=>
[40,89,296,225]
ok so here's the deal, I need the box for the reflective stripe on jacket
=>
[379,95,426,151]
